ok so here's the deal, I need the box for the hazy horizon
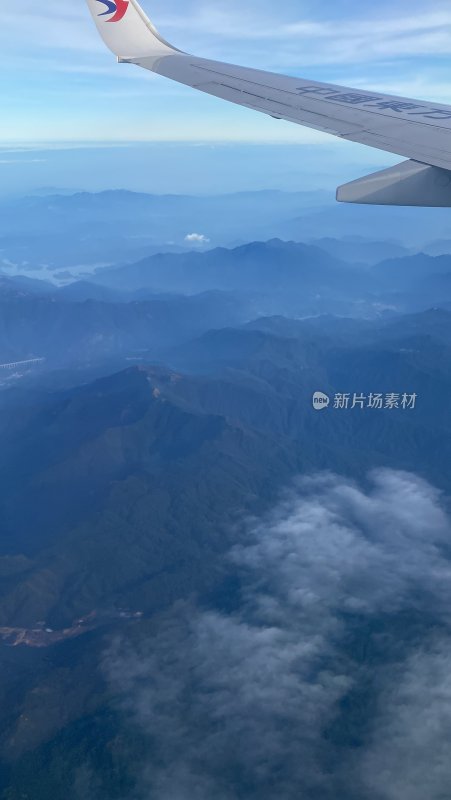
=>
[0,140,397,197]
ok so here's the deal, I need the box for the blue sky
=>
[1,0,451,192]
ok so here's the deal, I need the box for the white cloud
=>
[185,232,211,244]
[361,642,451,799]
[105,470,451,799]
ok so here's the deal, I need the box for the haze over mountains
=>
[2,236,451,375]
[1,190,451,799]
[3,188,451,278]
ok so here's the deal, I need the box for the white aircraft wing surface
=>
[86,0,451,206]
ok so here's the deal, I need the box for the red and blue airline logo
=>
[96,0,129,22]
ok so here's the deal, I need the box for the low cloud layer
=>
[106,470,451,799]
[361,641,451,800]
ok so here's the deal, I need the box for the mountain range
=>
[3,240,451,376]
[4,189,451,277]
[2,210,451,800]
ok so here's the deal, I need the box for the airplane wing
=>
[86,0,451,206]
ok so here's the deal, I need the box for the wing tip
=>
[86,0,178,59]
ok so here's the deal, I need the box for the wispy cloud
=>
[0,159,46,165]
[361,642,451,800]
[105,470,451,799]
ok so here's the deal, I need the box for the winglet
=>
[85,0,179,59]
